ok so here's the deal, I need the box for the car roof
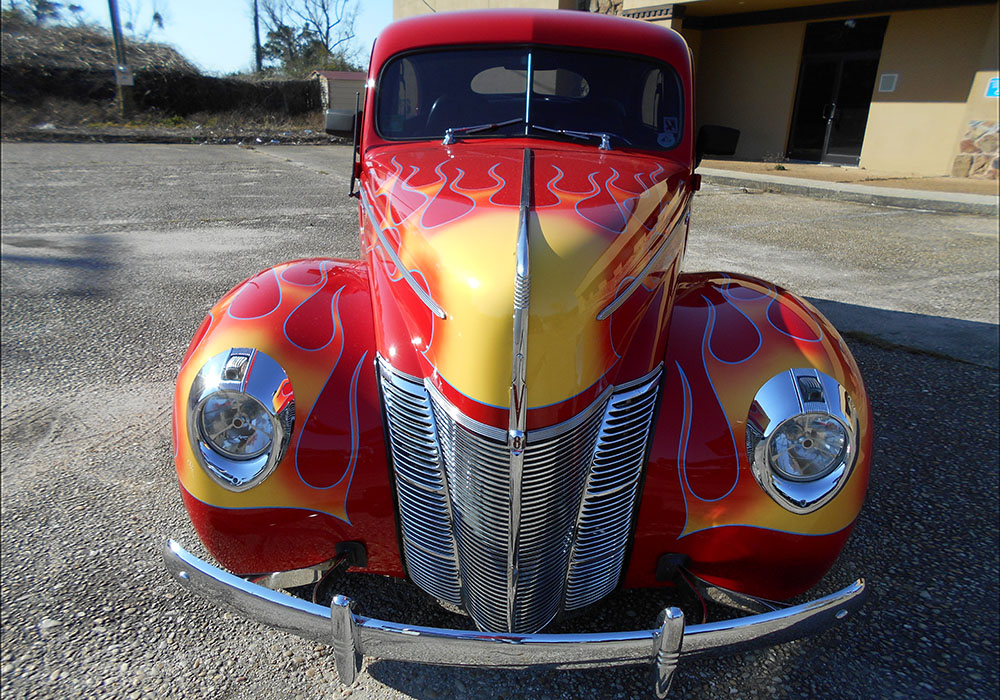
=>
[369,9,691,76]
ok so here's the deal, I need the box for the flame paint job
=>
[361,142,689,429]
[172,9,869,602]
[625,273,871,598]
[173,259,402,576]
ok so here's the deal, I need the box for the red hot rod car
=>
[164,9,869,697]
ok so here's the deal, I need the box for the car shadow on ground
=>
[808,297,999,369]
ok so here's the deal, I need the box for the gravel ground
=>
[1,143,997,700]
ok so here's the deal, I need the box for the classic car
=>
[163,8,870,697]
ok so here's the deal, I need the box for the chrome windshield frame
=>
[373,45,684,153]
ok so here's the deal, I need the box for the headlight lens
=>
[199,391,274,460]
[767,413,847,481]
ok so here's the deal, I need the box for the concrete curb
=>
[699,168,999,216]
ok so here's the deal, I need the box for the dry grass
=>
[1,23,197,73]
[1,97,117,130]
[1,97,328,142]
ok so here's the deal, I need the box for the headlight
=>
[199,391,274,460]
[747,369,858,514]
[187,348,294,492]
[767,413,848,482]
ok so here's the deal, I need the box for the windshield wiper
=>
[531,125,631,151]
[442,118,525,145]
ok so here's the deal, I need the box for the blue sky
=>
[64,0,393,75]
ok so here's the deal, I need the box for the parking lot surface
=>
[2,143,998,700]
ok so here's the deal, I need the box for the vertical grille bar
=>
[380,358,662,633]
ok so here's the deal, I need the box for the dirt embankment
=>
[1,20,336,145]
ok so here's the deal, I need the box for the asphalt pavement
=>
[1,142,997,700]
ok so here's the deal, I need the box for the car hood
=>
[361,142,688,420]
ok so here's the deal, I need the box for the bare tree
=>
[285,0,356,58]
[119,0,165,41]
[25,0,62,24]
[257,0,359,75]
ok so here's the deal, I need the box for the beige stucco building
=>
[392,0,999,178]
[394,0,582,18]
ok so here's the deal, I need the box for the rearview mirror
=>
[325,109,356,136]
[696,125,740,166]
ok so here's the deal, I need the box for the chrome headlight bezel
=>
[746,369,858,514]
[186,348,295,492]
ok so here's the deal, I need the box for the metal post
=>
[107,0,134,119]
[253,0,263,73]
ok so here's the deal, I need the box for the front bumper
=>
[164,540,866,697]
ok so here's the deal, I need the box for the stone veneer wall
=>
[952,120,999,179]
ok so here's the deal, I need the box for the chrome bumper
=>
[163,540,866,698]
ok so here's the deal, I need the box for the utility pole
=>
[107,0,134,119]
[253,0,263,73]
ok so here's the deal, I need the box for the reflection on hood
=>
[363,143,687,412]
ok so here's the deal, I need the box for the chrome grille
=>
[564,378,661,610]
[379,358,662,633]
[379,368,462,607]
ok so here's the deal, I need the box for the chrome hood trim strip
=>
[359,184,447,320]
[595,202,688,322]
[507,147,532,632]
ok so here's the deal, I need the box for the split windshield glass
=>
[376,47,683,151]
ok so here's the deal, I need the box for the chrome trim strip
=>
[507,147,533,631]
[359,185,447,320]
[164,540,867,673]
[596,217,685,322]
[523,51,533,131]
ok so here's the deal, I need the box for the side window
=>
[641,68,681,149]
[640,70,663,127]
[379,58,420,135]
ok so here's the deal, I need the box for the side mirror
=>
[696,125,740,167]
[325,109,356,136]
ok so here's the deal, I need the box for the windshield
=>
[376,47,683,151]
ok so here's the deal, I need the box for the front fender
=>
[172,258,402,576]
[626,272,872,599]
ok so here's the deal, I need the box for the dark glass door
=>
[825,57,880,163]
[787,17,888,165]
